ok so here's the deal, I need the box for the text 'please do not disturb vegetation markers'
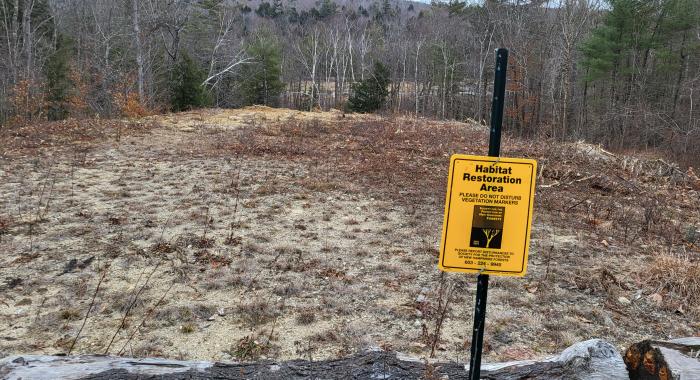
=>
[438,155,536,276]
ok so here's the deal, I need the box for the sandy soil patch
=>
[0,107,698,363]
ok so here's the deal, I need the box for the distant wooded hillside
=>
[1,0,698,166]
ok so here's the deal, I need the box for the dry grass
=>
[226,334,276,361]
[236,301,280,328]
[0,118,153,159]
[645,254,700,315]
[180,322,197,334]
[0,107,698,364]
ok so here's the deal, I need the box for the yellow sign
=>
[438,154,537,277]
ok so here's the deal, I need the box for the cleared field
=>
[0,107,698,363]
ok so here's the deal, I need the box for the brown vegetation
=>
[0,107,698,364]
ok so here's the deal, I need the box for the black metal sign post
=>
[468,48,508,380]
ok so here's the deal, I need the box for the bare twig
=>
[565,197,588,212]
[226,159,242,244]
[202,207,210,241]
[117,280,175,356]
[430,273,454,358]
[69,154,76,206]
[544,245,554,281]
[69,264,111,354]
[104,262,161,354]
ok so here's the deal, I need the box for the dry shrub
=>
[66,66,90,117]
[59,307,81,321]
[645,254,700,312]
[226,334,275,361]
[236,300,279,327]
[113,90,149,118]
[8,78,46,125]
[111,76,152,118]
[280,118,328,137]
[180,322,197,334]
[295,309,316,325]
[131,336,169,357]
[0,118,152,158]
[154,304,216,328]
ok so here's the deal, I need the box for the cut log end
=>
[625,338,700,380]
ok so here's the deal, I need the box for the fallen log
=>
[0,339,627,380]
[625,337,700,380]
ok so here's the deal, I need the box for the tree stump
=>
[625,337,700,380]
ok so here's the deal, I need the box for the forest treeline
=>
[1,0,699,165]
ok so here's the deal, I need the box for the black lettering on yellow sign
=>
[463,165,523,193]
[480,184,503,192]
[463,173,523,184]
[439,154,537,277]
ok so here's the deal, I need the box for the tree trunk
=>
[0,339,628,380]
[414,40,421,116]
[671,31,688,119]
[581,70,589,135]
[6,0,20,82]
[625,338,700,380]
[21,0,32,81]
[561,43,572,140]
[397,46,406,113]
[441,45,448,120]
[131,0,145,105]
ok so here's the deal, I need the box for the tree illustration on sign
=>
[482,229,501,248]
[470,206,504,249]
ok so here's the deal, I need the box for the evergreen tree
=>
[347,61,391,113]
[45,34,73,120]
[382,0,392,17]
[309,7,321,19]
[273,0,284,16]
[447,0,466,15]
[358,5,369,17]
[287,7,300,23]
[239,37,284,106]
[318,0,337,18]
[580,0,654,81]
[171,52,210,111]
[581,0,699,105]
[255,2,282,18]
